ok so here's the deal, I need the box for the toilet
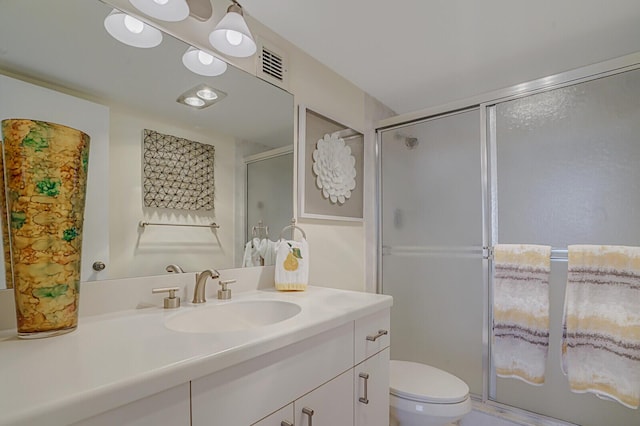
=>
[389,360,472,426]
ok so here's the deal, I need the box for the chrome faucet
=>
[166,264,185,273]
[192,269,220,303]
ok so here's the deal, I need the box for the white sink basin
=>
[165,300,302,333]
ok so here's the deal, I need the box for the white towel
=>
[257,239,279,266]
[562,245,640,409]
[493,244,551,385]
[274,238,309,291]
[242,239,262,267]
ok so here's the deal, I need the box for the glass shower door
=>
[491,67,640,426]
[379,108,485,395]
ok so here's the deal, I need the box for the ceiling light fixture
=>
[177,84,227,109]
[209,1,256,58]
[182,47,228,76]
[128,0,189,22]
[104,9,163,48]
[184,96,206,107]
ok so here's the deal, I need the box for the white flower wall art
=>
[312,133,357,204]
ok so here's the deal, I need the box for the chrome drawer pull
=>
[359,372,370,404]
[302,407,314,426]
[366,329,388,341]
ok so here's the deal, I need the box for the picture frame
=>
[297,105,364,221]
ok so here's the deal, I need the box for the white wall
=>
[108,108,236,278]
[244,18,395,292]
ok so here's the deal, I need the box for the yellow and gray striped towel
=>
[493,244,551,385]
[562,245,640,409]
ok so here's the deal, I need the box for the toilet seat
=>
[390,360,469,404]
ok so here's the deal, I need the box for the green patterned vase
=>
[1,119,90,339]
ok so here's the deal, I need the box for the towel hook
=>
[279,218,307,240]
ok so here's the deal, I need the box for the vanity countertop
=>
[0,286,392,426]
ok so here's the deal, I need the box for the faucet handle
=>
[218,279,236,300]
[152,286,181,309]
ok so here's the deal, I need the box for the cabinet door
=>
[355,347,390,426]
[295,369,354,426]
[252,404,294,426]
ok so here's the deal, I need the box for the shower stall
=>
[377,55,640,425]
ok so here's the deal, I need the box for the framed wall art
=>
[297,105,364,221]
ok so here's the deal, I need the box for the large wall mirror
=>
[0,0,294,289]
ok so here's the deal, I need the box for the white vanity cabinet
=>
[191,308,391,426]
[191,321,355,425]
[354,310,391,426]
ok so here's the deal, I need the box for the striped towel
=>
[493,244,551,385]
[562,245,640,409]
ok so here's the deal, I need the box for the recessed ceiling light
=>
[177,84,227,109]
[196,88,218,100]
[184,96,205,107]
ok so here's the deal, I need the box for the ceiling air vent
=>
[257,39,289,90]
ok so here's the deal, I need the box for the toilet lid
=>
[390,360,469,404]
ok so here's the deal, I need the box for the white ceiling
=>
[241,0,640,115]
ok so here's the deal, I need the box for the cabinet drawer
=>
[354,308,390,364]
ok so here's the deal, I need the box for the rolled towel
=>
[275,238,309,291]
[493,244,551,385]
[562,245,640,409]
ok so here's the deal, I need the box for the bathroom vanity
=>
[0,284,391,426]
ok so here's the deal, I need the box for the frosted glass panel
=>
[380,108,483,396]
[246,153,293,246]
[383,255,484,395]
[381,109,482,248]
[495,69,640,246]
[493,68,640,425]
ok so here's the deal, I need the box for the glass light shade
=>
[209,11,256,57]
[129,0,189,22]
[182,47,228,76]
[104,10,162,48]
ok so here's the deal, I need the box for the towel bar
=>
[139,221,220,229]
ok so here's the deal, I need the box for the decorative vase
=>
[0,149,13,289]
[1,119,90,339]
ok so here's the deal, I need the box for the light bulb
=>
[153,0,169,4]
[225,30,243,46]
[184,96,205,107]
[197,51,214,65]
[124,15,144,34]
[197,88,218,100]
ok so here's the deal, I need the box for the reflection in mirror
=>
[244,148,294,266]
[0,0,294,289]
